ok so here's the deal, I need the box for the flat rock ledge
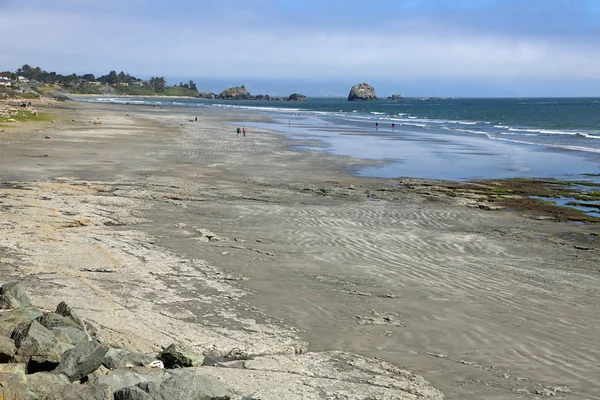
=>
[0,281,444,399]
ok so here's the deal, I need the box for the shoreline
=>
[1,101,599,398]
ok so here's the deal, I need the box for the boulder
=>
[0,308,43,338]
[287,93,308,101]
[55,301,86,328]
[0,282,32,309]
[50,326,88,346]
[95,366,168,392]
[158,342,205,368]
[26,371,70,400]
[11,320,71,372]
[0,363,27,400]
[45,382,113,400]
[37,313,80,330]
[348,82,378,101]
[0,336,16,362]
[113,385,153,400]
[219,86,251,100]
[138,373,230,400]
[103,348,157,370]
[54,339,108,382]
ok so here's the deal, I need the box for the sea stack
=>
[348,82,378,101]
[287,93,308,101]
[219,85,251,100]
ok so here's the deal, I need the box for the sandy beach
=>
[1,100,599,399]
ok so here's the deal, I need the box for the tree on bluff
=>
[148,77,166,92]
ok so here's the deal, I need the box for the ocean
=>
[74,96,600,182]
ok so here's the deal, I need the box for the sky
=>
[1,0,600,97]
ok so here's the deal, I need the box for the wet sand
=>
[1,101,599,399]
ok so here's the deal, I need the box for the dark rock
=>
[287,93,308,101]
[196,92,218,100]
[219,86,251,100]
[37,312,80,330]
[386,94,404,100]
[96,367,168,392]
[138,373,230,400]
[55,301,95,340]
[0,336,16,362]
[158,342,205,368]
[11,320,70,372]
[103,348,156,370]
[45,382,113,400]
[254,94,265,100]
[55,301,85,328]
[0,363,27,400]
[26,371,70,400]
[348,82,378,101]
[0,282,31,309]
[54,339,108,382]
[113,386,153,400]
[51,326,88,346]
[0,308,43,338]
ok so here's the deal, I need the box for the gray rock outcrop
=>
[387,94,404,100]
[219,86,251,100]
[287,93,308,101]
[348,82,378,101]
[159,342,205,368]
[54,339,108,381]
[0,281,31,309]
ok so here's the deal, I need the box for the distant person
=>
[195,116,198,122]
[391,123,395,130]
[237,127,241,136]
[375,122,379,130]
[243,127,247,137]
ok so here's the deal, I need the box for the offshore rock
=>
[219,86,251,100]
[387,94,404,100]
[287,93,308,101]
[348,82,378,101]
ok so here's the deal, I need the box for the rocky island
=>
[348,82,378,101]
[287,93,308,101]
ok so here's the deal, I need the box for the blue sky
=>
[1,0,599,97]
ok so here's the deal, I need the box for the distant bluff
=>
[348,82,378,101]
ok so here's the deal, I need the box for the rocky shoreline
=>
[0,281,444,399]
[0,101,598,399]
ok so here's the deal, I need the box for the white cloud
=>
[1,7,599,85]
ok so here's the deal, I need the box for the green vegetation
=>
[0,110,54,126]
[10,64,201,98]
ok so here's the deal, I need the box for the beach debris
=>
[51,120,56,123]
[44,136,51,139]
[93,119,102,125]
[195,228,220,242]
[71,119,76,122]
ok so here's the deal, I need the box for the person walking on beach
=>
[237,127,241,136]
[243,127,247,137]
[375,122,379,130]
[391,123,395,130]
